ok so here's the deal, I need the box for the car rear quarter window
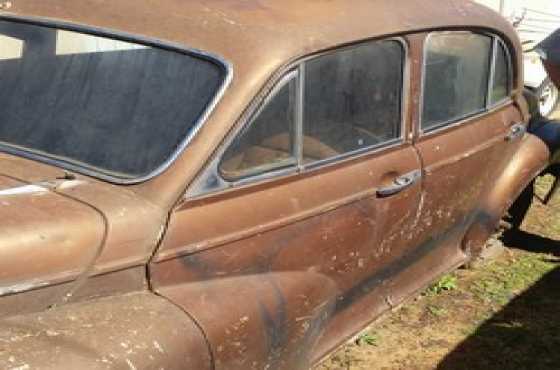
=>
[0,20,227,180]
[220,73,298,180]
[303,40,403,162]
[422,33,493,130]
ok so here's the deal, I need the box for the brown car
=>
[0,1,559,369]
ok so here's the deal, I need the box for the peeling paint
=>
[125,358,138,370]
[9,365,30,370]
[0,280,48,296]
[0,180,85,197]
[0,185,48,196]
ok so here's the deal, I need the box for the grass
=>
[356,333,380,347]
[439,252,560,370]
[469,253,555,305]
[425,274,458,296]
[427,304,448,318]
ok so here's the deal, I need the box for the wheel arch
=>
[461,133,551,256]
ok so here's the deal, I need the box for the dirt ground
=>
[316,175,560,370]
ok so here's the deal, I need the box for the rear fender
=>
[462,133,551,255]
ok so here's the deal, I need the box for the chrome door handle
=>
[505,123,526,141]
[377,170,422,198]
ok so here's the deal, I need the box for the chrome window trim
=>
[295,63,306,169]
[0,14,233,185]
[420,31,515,137]
[488,37,515,108]
[218,71,300,182]
[231,159,299,188]
[487,97,513,113]
[187,69,302,196]
[188,37,409,199]
[302,137,403,171]
[487,37,499,106]
[417,98,513,137]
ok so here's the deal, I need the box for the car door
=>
[412,32,523,258]
[150,39,423,369]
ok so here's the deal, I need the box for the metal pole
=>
[499,0,505,15]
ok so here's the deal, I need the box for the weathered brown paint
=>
[0,293,213,370]
[0,1,555,369]
[413,102,525,255]
[1,0,523,207]
[463,133,552,253]
[0,153,166,307]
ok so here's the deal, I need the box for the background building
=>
[476,0,560,43]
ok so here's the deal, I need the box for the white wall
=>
[476,0,560,16]
[476,0,560,43]
[475,0,503,13]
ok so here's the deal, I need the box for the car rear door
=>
[150,39,424,369]
[412,31,524,258]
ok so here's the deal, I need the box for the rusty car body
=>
[0,0,559,369]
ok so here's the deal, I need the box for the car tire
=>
[536,77,560,117]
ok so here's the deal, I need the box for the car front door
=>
[149,39,424,369]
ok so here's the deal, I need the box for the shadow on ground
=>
[437,229,560,370]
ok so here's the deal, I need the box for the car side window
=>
[422,33,515,131]
[490,40,511,105]
[303,40,404,163]
[422,33,493,130]
[220,73,297,180]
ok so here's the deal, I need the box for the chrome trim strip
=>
[418,31,432,135]
[487,97,514,113]
[488,37,515,109]
[0,13,233,184]
[218,70,299,182]
[418,100,513,137]
[231,161,299,188]
[491,38,515,106]
[487,36,499,107]
[295,63,305,168]
[302,138,403,171]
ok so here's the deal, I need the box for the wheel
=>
[537,78,560,117]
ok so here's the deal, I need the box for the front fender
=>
[155,271,339,370]
[0,292,212,370]
[462,133,551,255]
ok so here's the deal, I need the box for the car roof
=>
[6,0,517,69]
